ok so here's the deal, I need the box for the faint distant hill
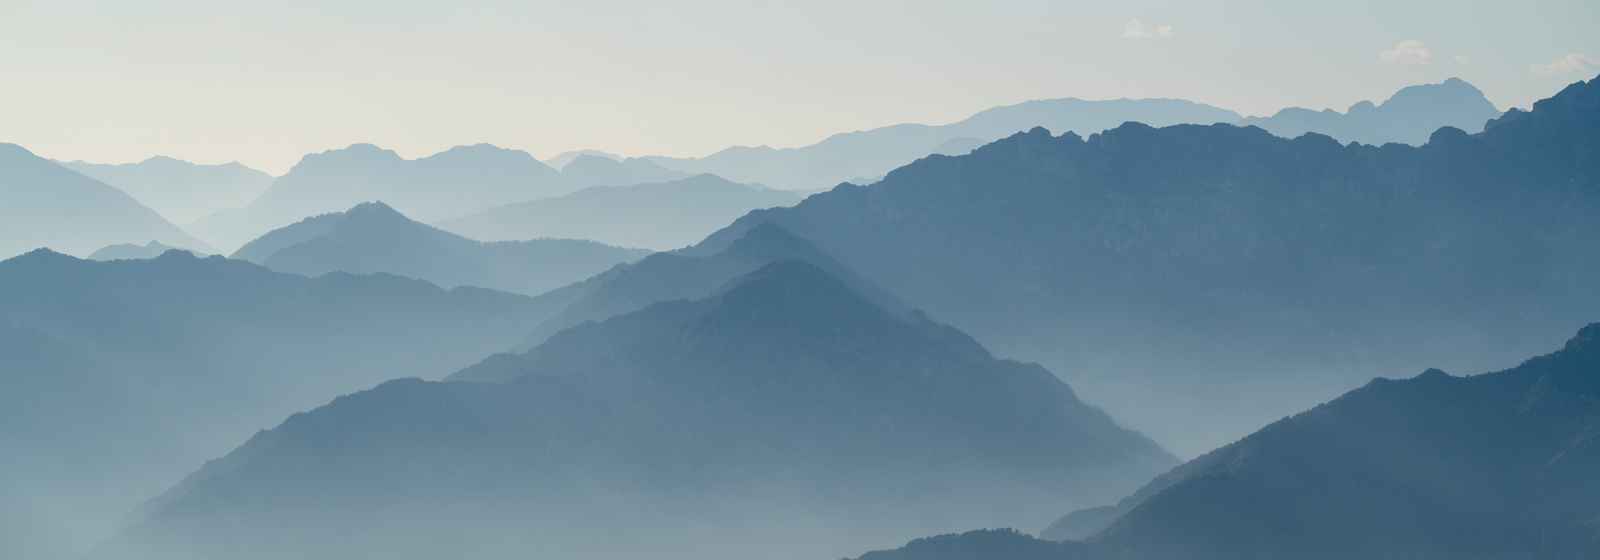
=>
[87,241,189,261]
[643,98,1241,190]
[62,156,274,224]
[191,143,571,251]
[0,143,209,258]
[544,148,623,169]
[0,249,557,560]
[234,201,647,296]
[104,261,1174,560]
[1239,78,1502,145]
[557,153,688,187]
[692,76,1600,454]
[852,529,1092,560]
[441,174,803,250]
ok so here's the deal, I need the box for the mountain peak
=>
[1565,322,1600,352]
[1385,77,1490,104]
[725,221,820,258]
[709,260,891,330]
[287,143,403,172]
[0,142,39,161]
[1414,367,1453,380]
[8,247,70,262]
[719,259,847,297]
[429,143,536,161]
[344,200,404,218]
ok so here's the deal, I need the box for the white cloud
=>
[1530,53,1598,75]
[1379,40,1433,66]
[1454,55,1470,66]
[1122,19,1174,40]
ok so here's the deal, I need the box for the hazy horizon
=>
[4,0,1596,174]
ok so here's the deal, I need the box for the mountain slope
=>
[491,221,904,357]
[104,261,1174,560]
[62,156,274,224]
[1239,77,1502,145]
[693,76,1600,454]
[191,143,570,251]
[1069,323,1600,559]
[0,249,558,560]
[848,323,1600,560]
[232,201,648,296]
[440,174,803,250]
[0,144,209,258]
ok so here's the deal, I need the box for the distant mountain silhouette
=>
[643,98,1242,190]
[544,148,624,168]
[232,201,647,296]
[87,241,189,261]
[0,144,210,258]
[853,529,1092,560]
[441,174,803,250]
[102,261,1173,560]
[0,249,559,560]
[1062,323,1600,559]
[62,156,274,224]
[491,221,905,356]
[693,76,1600,454]
[852,323,1600,560]
[190,143,570,251]
[1239,78,1502,145]
[558,153,688,187]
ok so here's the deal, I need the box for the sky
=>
[2,0,1597,174]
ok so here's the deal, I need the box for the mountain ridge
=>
[690,76,1600,454]
[102,259,1173,560]
[0,143,210,258]
[233,201,649,296]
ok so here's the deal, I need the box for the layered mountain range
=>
[0,250,558,560]
[693,75,1600,453]
[0,144,209,258]
[858,322,1600,559]
[62,156,274,224]
[441,174,803,250]
[99,261,1173,560]
[233,201,648,296]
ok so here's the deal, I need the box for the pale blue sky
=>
[3,0,1596,173]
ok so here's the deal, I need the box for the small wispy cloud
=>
[1454,55,1470,66]
[1530,53,1598,75]
[1379,40,1433,66]
[1122,19,1174,40]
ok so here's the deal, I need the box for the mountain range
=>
[232,201,648,296]
[98,260,1173,560]
[641,97,1242,190]
[0,144,209,259]
[62,156,275,224]
[0,249,558,560]
[630,79,1499,191]
[497,221,907,354]
[87,240,191,261]
[1240,77,1502,146]
[860,322,1600,560]
[187,143,574,251]
[556,153,689,186]
[692,75,1600,454]
[441,174,804,250]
